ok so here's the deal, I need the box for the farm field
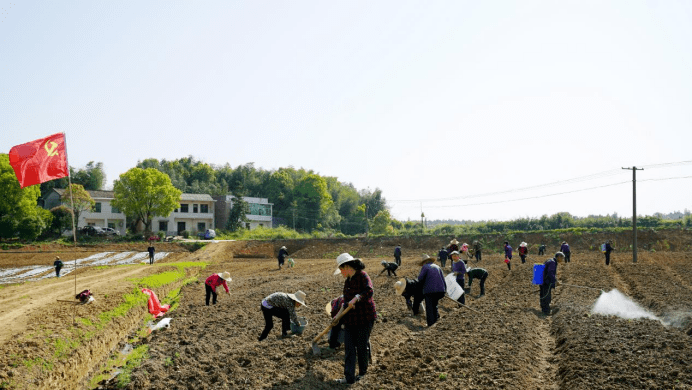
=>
[0,236,691,389]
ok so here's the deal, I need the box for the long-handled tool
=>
[311,305,352,356]
[446,296,482,314]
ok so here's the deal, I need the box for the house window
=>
[201,204,209,213]
[180,204,189,213]
[111,205,120,213]
[108,222,115,229]
[197,222,205,231]
[94,203,102,213]
[159,221,168,232]
[193,204,198,213]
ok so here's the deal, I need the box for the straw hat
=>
[55,256,60,260]
[287,290,308,307]
[449,250,460,257]
[333,253,356,275]
[218,272,232,282]
[280,246,287,250]
[418,254,434,266]
[394,278,407,296]
[450,239,459,245]
[520,242,527,247]
[325,301,333,316]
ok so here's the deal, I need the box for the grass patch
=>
[116,344,149,388]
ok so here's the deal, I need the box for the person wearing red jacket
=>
[518,242,528,264]
[204,272,232,306]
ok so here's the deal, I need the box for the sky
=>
[1,1,691,222]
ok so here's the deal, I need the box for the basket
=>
[290,317,308,334]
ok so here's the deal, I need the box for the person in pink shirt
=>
[205,272,232,306]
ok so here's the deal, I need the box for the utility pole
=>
[622,166,644,263]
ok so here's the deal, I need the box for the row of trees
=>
[135,157,389,234]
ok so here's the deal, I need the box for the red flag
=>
[8,133,69,188]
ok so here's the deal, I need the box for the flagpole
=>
[62,132,78,304]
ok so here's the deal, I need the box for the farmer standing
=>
[147,245,155,265]
[473,240,482,262]
[258,290,307,341]
[277,246,289,269]
[394,244,402,266]
[447,239,460,261]
[204,271,232,306]
[518,242,528,264]
[504,242,513,271]
[417,254,446,327]
[333,253,377,384]
[438,247,448,268]
[450,251,467,305]
[560,241,571,263]
[466,266,488,297]
[604,241,615,266]
[53,256,63,277]
[540,252,562,315]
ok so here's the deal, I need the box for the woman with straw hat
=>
[204,271,232,306]
[258,290,308,341]
[418,254,447,327]
[394,277,425,316]
[518,242,528,264]
[333,253,377,385]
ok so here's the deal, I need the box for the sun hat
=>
[280,246,287,250]
[449,251,460,256]
[287,290,307,307]
[381,260,388,266]
[418,254,434,266]
[555,251,565,258]
[218,272,232,282]
[394,278,407,296]
[325,301,333,316]
[520,242,527,247]
[333,253,356,275]
[450,239,459,245]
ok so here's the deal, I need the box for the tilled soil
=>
[101,246,692,390]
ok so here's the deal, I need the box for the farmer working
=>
[394,277,425,316]
[504,242,513,271]
[418,254,446,327]
[518,242,528,264]
[277,246,289,269]
[466,266,488,297]
[326,296,345,350]
[204,271,232,306]
[560,241,571,263]
[438,247,448,268]
[147,245,155,265]
[540,252,562,316]
[333,253,377,385]
[604,241,615,266]
[473,240,482,262]
[53,256,63,277]
[450,251,467,305]
[258,290,308,341]
[538,244,546,255]
[379,261,399,277]
[394,244,402,266]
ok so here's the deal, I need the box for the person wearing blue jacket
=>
[540,252,562,315]
[417,254,447,327]
[504,242,513,271]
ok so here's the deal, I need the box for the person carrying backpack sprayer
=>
[539,252,562,316]
[560,241,571,263]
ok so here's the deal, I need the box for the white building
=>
[44,189,215,236]
[213,196,273,230]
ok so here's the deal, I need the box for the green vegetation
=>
[116,344,149,388]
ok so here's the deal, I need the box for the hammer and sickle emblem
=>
[44,141,59,157]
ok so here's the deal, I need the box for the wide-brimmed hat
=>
[55,256,60,260]
[325,301,332,316]
[555,251,565,258]
[280,246,287,250]
[394,278,407,295]
[333,253,356,275]
[287,290,307,307]
[520,242,527,247]
[449,250,460,256]
[450,239,459,245]
[218,272,232,282]
[418,254,434,266]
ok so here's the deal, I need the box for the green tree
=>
[295,174,334,231]
[226,190,249,232]
[112,168,182,233]
[61,184,95,225]
[371,209,394,235]
[0,154,51,239]
[50,205,73,236]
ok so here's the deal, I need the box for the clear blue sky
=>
[1,1,691,221]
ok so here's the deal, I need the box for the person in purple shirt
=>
[504,242,513,271]
[417,254,447,327]
[540,252,563,315]
[560,241,571,263]
[450,251,467,305]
